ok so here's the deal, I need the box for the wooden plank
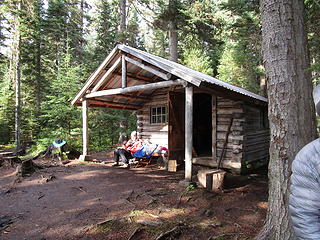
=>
[82,100,88,156]
[114,94,150,102]
[71,46,119,105]
[86,80,186,98]
[88,104,137,111]
[185,86,193,181]
[137,125,169,131]
[91,57,122,92]
[125,56,172,80]
[122,55,127,88]
[192,157,241,171]
[217,117,234,169]
[217,125,243,131]
[114,72,155,83]
[212,94,217,162]
[87,99,141,109]
[217,108,244,114]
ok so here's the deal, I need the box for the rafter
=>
[91,57,122,92]
[87,99,141,110]
[125,56,172,80]
[85,79,186,99]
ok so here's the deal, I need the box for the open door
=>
[168,91,185,162]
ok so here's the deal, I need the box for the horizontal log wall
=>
[242,105,270,173]
[215,97,245,168]
[136,89,168,147]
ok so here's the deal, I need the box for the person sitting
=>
[112,131,142,168]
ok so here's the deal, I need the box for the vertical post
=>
[80,99,88,160]
[122,55,127,88]
[212,95,217,162]
[185,85,193,182]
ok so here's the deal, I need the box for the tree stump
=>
[16,159,36,177]
[197,169,226,192]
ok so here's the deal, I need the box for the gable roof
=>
[71,44,267,106]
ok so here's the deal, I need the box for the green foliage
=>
[216,0,263,93]
[40,52,82,141]
[186,183,196,192]
[217,42,262,93]
[93,0,119,64]
[182,48,213,76]
[0,62,14,144]
[305,0,320,85]
[4,0,317,152]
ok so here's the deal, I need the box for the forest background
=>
[0,0,319,152]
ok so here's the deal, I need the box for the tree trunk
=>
[169,20,178,62]
[15,49,21,151]
[258,0,317,239]
[36,33,41,117]
[12,0,22,152]
[168,0,178,62]
[119,0,126,43]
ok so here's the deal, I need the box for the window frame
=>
[150,106,168,124]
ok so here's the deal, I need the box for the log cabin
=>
[71,44,269,180]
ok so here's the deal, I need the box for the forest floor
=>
[0,150,268,240]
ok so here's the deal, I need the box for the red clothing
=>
[125,139,142,153]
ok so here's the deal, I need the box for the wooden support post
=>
[212,95,217,162]
[185,85,193,182]
[79,100,90,160]
[122,55,127,88]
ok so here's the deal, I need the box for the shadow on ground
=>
[0,151,268,240]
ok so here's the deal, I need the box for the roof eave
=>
[71,44,121,105]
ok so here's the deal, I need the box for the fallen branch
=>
[155,226,181,240]
[96,218,118,226]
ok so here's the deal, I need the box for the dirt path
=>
[0,155,267,240]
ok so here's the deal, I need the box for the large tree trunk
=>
[168,0,178,62]
[12,0,22,152]
[119,0,126,43]
[258,0,317,239]
[168,20,178,62]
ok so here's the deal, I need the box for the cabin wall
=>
[136,89,168,147]
[215,96,245,172]
[242,105,269,173]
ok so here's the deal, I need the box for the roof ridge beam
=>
[86,79,186,99]
[125,56,171,81]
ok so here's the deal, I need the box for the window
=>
[150,106,168,124]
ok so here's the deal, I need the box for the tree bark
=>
[12,0,22,152]
[258,0,317,239]
[169,20,178,62]
[119,0,126,43]
[168,0,178,62]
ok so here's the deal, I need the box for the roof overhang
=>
[71,44,268,110]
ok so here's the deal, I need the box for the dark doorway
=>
[193,93,212,157]
[168,91,185,162]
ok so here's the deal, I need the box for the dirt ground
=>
[0,151,268,240]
